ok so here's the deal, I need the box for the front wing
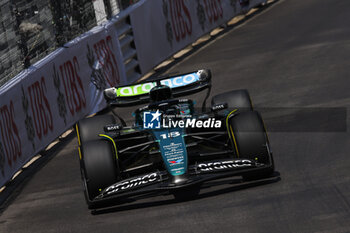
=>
[87,158,272,206]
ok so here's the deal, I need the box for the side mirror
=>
[198,69,211,81]
[104,87,117,101]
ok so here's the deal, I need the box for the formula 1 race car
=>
[76,69,275,209]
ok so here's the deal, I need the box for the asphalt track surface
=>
[1,0,350,232]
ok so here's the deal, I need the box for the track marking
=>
[46,140,60,151]
[22,155,42,169]
[11,170,22,180]
[210,27,225,36]
[173,45,193,59]
[154,58,175,70]
[192,35,211,46]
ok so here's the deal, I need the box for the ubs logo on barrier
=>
[87,35,121,90]
[230,0,238,13]
[0,100,22,170]
[162,0,224,45]
[163,0,193,45]
[197,0,223,30]
[22,76,53,147]
[52,65,67,125]
[52,56,86,124]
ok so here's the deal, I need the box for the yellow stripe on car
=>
[261,118,270,144]
[225,109,239,157]
[230,126,240,157]
[78,147,82,160]
[99,134,118,159]
[75,124,81,146]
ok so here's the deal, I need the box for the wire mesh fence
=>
[0,0,138,87]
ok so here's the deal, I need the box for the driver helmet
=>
[149,85,172,102]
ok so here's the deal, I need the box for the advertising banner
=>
[0,26,126,187]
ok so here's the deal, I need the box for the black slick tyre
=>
[228,111,274,180]
[80,140,118,205]
[211,89,253,114]
[76,115,115,145]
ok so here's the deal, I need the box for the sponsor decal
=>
[230,0,238,13]
[21,87,35,150]
[104,172,159,196]
[104,124,122,132]
[169,159,184,164]
[0,101,22,169]
[21,76,54,149]
[0,143,5,176]
[197,0,224,30]
[90,35,121,88]
[160,131,181,139]
[52,56,86,119]
[153,128,187,176]
[52,64,67,125]
[211,103,228,112]
[115,72,200,97]
[162,0,192,45]
[198,160,253,172]
[26,77,54,141]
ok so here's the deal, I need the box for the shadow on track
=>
[0,132,76,215]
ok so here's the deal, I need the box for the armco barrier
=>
[0,24,127,187]
[0,0,267,188]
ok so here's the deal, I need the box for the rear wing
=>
[104,69,211,107]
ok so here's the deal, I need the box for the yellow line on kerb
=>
[225,109,239,157]
[99,134,118,159]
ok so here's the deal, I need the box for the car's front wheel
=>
[76,115,116,145]
[211,89,253,114]
[228,111,274,180]
[80,140,119,207]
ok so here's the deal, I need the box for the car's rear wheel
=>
[211,89,253,114]
[76,115,116,145]
[228,111,274,180]
[80,140,119,207]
